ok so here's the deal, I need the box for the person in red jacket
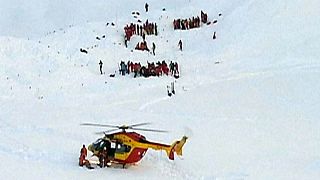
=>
[79,144,88,166]
[81,144,87,157]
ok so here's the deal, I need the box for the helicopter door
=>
[108,142,116,157]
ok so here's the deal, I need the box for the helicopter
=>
[80,122,188,168]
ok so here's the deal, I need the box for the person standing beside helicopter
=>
[79,144,88,167]
[99,147,109,168]
[81,144,87,158]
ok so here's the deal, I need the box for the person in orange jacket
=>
[79,144,88,166]
[79,153,86,166]
[81,144,87,157]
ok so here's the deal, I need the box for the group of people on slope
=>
[135,41,156,55]
[173,16,201,30]
[124,20,158,41]
[173,10,208,30]
[119,60,179,78]
[135,40,149,51]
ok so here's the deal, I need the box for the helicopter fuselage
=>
[88,131,172,164]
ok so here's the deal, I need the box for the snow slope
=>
[1,0,320,179]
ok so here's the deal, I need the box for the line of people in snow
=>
[173,10,208,30]
[118,60,179,78]
[124,20,158,41]
[173,16,201,30]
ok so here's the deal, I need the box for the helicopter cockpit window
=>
[93,139,102,147]
[115,144,131,153]
[93,139,107,150]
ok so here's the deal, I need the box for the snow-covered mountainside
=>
[1,0,320,179]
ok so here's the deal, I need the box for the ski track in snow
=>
[139,96,171,111]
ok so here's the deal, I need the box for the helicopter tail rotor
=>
[166,136,188,160]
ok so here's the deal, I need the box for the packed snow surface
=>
[1,0,320,179]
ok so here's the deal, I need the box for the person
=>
[152,42,156,55]
[79,144,88,167]
[124,36,128,48]
[155,23,158,35]
[81,144,87,158]
[120,61,126,75]
[142,33,146,41]
[167,85,172,97]
[99,60,103,74]
[169,61,174,75]
[135,42,140,50]
[174,62,179,76]
[99,147,108,168]
[103,148,110,167]
[213,31,216,40]
[140,26,143,36]
[178,40,183,51]
[171,82,175,95]
[145,3,149,12]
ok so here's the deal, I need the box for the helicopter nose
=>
[88,144,94,152]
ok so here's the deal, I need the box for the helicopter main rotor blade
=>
[95,128,119,135]
[80,123,119,128]
[131,127,168,133]
[129,122,151,128]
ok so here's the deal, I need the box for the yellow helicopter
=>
[81,122,188,168]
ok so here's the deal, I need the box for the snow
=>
[1,0,320,179]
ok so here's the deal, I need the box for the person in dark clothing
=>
[171,82,175,94]
[213,31,216,40]
[99,147,108,168]
[174,62,179,77]
[120,61,126,75]
[167,85,172,97]
[145,3,149,12]
[99,60,103,74]
[155,23,158,35]
[124,37,128,48]
[142,33,146,41]
[178,40,183,51]
[140,26,143,36]
[169,61,174,74]
[152,42,156,55]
